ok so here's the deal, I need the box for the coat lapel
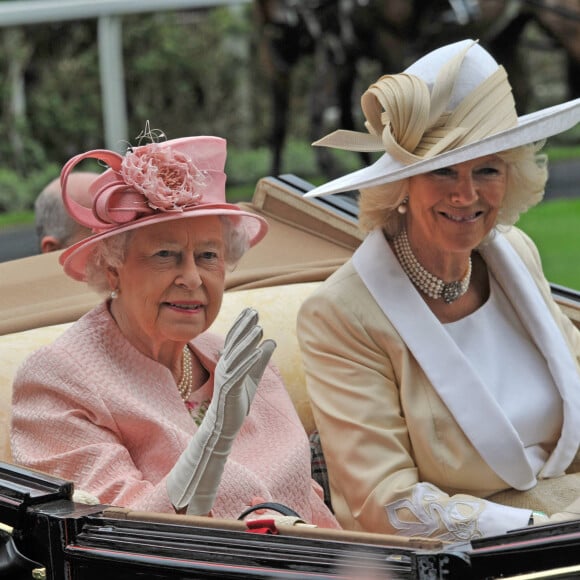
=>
[351,228,579,489]
[480,234,580,478]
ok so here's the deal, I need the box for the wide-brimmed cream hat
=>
[304,39,580,198]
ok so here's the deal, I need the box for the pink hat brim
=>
[59,204,268,282]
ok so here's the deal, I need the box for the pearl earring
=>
[110,289,119,300]
[397,196,409,214]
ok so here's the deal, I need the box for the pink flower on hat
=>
[120,143,207,211]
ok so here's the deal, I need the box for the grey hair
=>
[358,143,548,239]
[84,215,251,294]
[34,183,84,249]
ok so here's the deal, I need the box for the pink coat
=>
[11,302,338,528]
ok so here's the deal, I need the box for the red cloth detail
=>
[245,518,279,534]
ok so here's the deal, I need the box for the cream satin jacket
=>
[298,227,580,540]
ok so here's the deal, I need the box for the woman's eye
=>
[198,251,218,261]
[431,168,454,177]
[478,166,501,176]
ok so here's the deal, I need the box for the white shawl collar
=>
[353,228,580,489]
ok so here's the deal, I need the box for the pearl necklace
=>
[392,229,472,304]
[177,345,193,401]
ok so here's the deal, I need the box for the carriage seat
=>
[0,281,321,465]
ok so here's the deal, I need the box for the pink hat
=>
[58,134,268,281]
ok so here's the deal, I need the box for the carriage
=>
[1,175,580,579]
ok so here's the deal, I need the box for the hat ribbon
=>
[313,41,518,165]
[60,145,209,232]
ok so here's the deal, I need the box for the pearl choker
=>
[392,229,472,304]
[177,345,193,401]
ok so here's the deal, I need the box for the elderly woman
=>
[297,40,580,540]
[11,132,338,528]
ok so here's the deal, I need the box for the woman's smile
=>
[163,301,205,314]
[439,209,485,223]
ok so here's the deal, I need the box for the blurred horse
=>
[255,0,580,178]
[523,0,580,103]
[414,0,580,112]
[254,0,421,176]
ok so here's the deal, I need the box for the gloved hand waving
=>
[166,308,276,515]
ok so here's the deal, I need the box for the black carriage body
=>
[0,462,415,579]
[5,461,580,579]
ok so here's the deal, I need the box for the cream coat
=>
[298,227,580,540]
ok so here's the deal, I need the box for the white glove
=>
[166,308,276,515]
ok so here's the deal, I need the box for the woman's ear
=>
[106,266,119,292]
[40,235,63,254]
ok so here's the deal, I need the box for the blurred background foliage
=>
[0,4,579,212]
[0,6,315,211]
